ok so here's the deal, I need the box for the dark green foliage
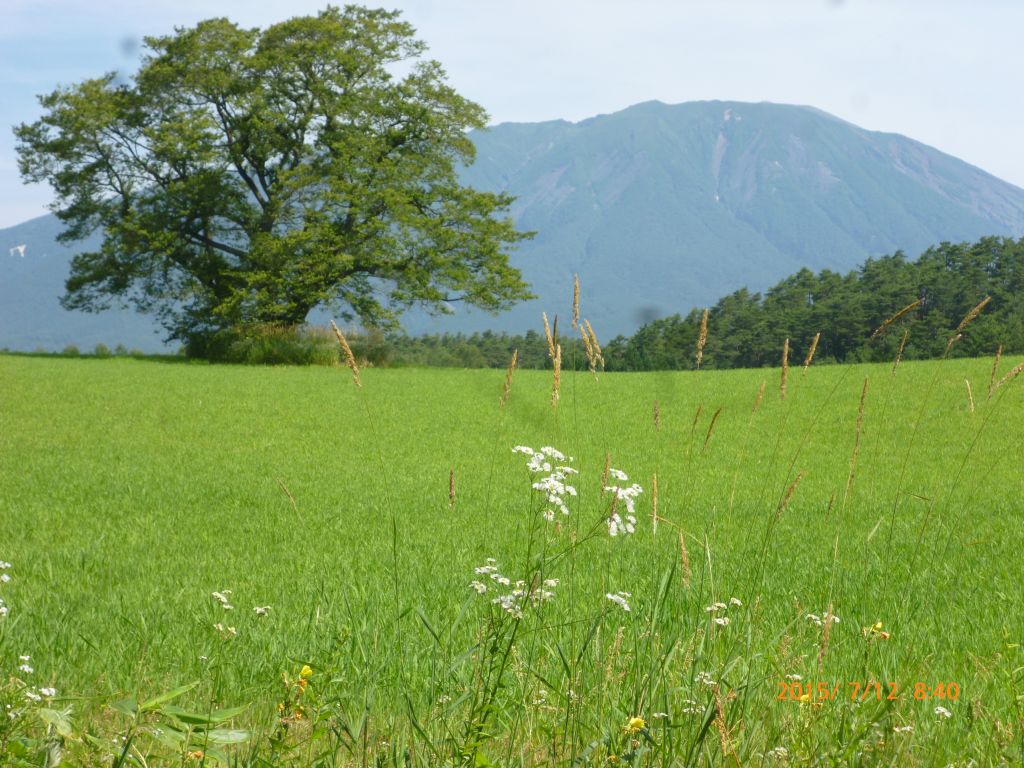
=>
[602,236,1024,370]
[186,324,340,366]
[15,6,532,346]
[353,236,1024,371]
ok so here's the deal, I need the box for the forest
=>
[373,236,1023,370]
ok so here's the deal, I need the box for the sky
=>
[2,0,1023,229]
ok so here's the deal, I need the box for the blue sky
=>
[2,0,1022,228]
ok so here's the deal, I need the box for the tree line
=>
[371,236,1024,370]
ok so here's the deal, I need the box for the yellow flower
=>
[624,716,646,734]
[300,664,313,680]
[798,693,812,704]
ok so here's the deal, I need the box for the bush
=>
[186,324,340,366]
[61,345,80,356]
[93,343,112,357]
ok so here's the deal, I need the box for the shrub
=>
[186,324,339,366]
[61,345,80,356]
[93,343,112,357]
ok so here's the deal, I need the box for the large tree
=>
[15,5,532,345]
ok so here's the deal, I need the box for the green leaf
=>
[38,708,74,738]
[140,682,198,712]
[204,729,251,744]
[160,703,247,726]
[109,698,138,718]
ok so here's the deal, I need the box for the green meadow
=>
[1,352,1022,765]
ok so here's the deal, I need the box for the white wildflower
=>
[18,663,33,675]
[713,616,730,626]
[935,705,952,719]
[705,602,727,613]
[0,561,11,570]
[605,591,632,612]
[253,605,271,616]
[894,724,913,733]
[543,578,559,588]
[608,468,629,481]
[609,512,638,537]
[19,655,29,662]
[785,674,802,682]
[694,671,716,687]
[680,699,701,714]
[517,445,577,521]
[652,712,668,719]
[492,593,523,619]
[766,746,789,759]
[604,475,644,538]
[806,611,839,626]
[729,597,743,607]
[469,581,488,594]
[39,687,56,698]
[23,689,41,702]
[0,574,9,584]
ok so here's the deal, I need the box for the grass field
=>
[1,350,1023,765]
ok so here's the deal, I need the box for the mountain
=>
[0,217,168,352]
[3,100,1024,351]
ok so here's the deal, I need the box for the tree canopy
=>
[15,5,532,346]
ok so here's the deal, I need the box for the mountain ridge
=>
[3,100,1024,351]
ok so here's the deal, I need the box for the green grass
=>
[0,352,1022,765]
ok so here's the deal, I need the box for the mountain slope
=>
[3,100,1024,350]
[454,100,1024,334]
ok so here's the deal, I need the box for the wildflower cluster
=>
[274,665,313,736]
[513,445,578,521]
[3,653,58,726]
[605,591,632,612]
[806,612,841,627]
[470,559,557,619]
[704,597,742,626]
[0,560,11,618]
[211,590,234,611]
[604,468,643,536]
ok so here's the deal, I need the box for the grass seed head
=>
[988,344,1003,399]
[330,321,361,388]
[870,298,922,342]
[572,274,580,330]
[696,308,709,369]
[803,331,820,372]
[780,338,790,400]
[500,348,518,408]
[550,343,562,407]
[892,328,910,375]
